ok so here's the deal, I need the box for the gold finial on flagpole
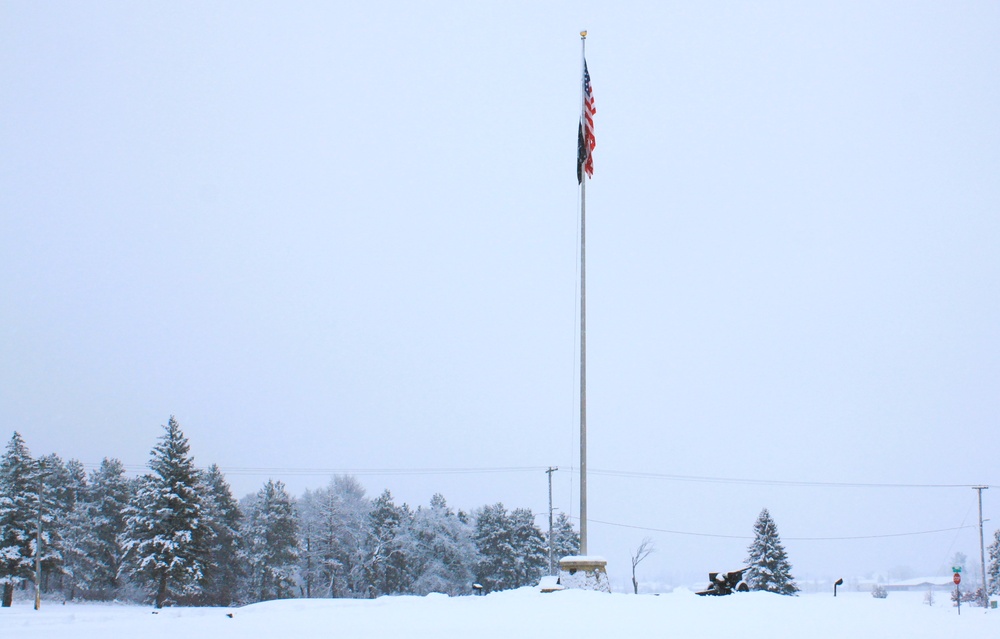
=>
[580,30,587,38]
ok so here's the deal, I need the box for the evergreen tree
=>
[548,512,580,568]
[365,490,412,596]
[28,454,90,595]
[509,507,547,587]
[474,503,516,593]
[988,527,1000,597]
[744,508,799,595]
[79,458,132,599]
[59,460,93,600]
[0,432,37,607]
[198,464,242,606]
[122,417,209,608]
[241,479,298,602]
[473,503,546,592]
[34,454,83,593]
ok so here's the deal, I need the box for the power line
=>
[586,517,749,539]
[74,461,995,490]
[78,463,551,477]
[588,468,991,489]
[219,466,549,477]
[785,526,978,541]
[582,516,978,542]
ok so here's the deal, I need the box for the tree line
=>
[0,418,579,608]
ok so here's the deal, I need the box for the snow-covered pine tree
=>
[365,489,412,596]
[407,493,477,596]
[744,508,799,595]
[241,479,298,602]
[549,512,580,565]
[473,503,545,592]
[31,454,88,596]
[988,527,1000,597]
[80,458,132,599]
[122,417,209,608]
[58,460,94,600]
[34,454,87,594]
[0,432,37,607]
[198,464,242,606]
[474,502,516,593]
[509,507,547,588]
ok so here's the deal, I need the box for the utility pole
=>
[974,485,989,609]
[546,467,558,574]
[34,504,41,610]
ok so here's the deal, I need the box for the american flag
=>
[577,59,596,184]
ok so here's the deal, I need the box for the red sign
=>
[953,573,961,585]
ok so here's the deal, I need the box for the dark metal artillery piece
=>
[695,568,750,596]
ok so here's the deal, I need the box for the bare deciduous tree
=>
[630,537,655,594]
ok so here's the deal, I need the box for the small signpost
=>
[953,567,962,615]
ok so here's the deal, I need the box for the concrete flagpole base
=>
[558,556,611,593]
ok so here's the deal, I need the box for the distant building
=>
[858,576,954,592]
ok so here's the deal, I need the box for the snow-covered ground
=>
[1,587,996,638]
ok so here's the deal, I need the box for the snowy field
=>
[1,587,996,639]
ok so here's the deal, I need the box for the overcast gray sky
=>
[2,1,998,589]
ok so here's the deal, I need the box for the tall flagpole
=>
[562,30,607,592]
[578,29,588,557]
[563,33,608,591]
